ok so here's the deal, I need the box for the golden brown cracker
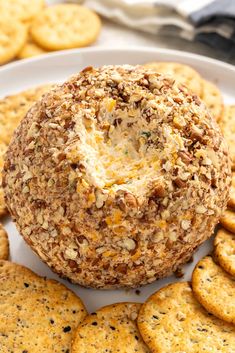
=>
[221,105,235,170]
[0,260,87,352]
[228,173,235,209]
[200,79,224,122]
[30,4,101,51]
[0,0,45,22]
[138,282,235,353]
[17,36,47,59]
[0,188,6,217]
[214,228,235,276]
[72,302,150,353]
[0,141,8,217]
[0,224,9,260]
[0,84,53,145]
[192,256,235,324]
[220,209,235,234]
[0,18,27,65]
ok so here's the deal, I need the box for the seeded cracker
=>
[214,228,235,276]
[0,224,9,260]
[138,282,235,353]
[192,256,235,324]
[0,261,87,352]
[30,4,101,51]
[72,302,150,353]
[3,65,231,289]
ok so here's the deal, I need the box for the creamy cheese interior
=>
[63,92,189,196]
[78,124,159,196]
[64,106,163,197]
[65,99,183,197]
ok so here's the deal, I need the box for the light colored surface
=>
[89,18,235,66]
[47,0,235,65]
[1,47,235,312]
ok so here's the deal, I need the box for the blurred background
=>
[78,0,235,64]
[1,0,235,66]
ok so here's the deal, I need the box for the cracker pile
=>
[0,1,101,64]
[1,228,234,352]
[71,252,235,352]
[218,148,235,279]
[136,236,235,352]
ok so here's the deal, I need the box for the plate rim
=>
[0,46,234,74]
[1,45,233,313]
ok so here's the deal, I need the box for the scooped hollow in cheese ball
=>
[3,65,231,288]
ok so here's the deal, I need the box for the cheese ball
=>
[3,65,231,288]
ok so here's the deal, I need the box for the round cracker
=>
[72,302,150,353]
[227,172,235,209]
[214,228,235,276]
[0,141,8,217]
[0,224,9,260]
[200,79,224,122]
[0,18,27,65]
[0,84,53,145]
[144,62,202,96]
[0,260,87,352]
[221,105,235,170]
[0,0,45,22]
[17,37,47,59]
[192,256,235,324]
[138,282,235,353]
[220,209,235,234]
[0,188,6,217]
[30,4,101,51]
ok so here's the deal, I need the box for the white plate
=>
[1,47,235,312]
